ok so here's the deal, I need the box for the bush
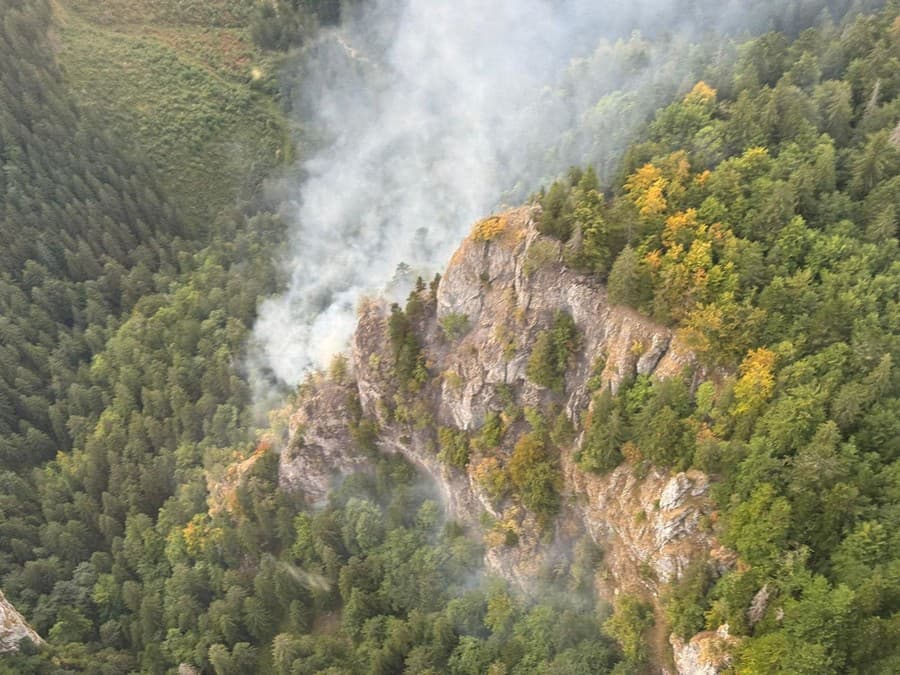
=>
[526,311,580,393]
[476,411,504,450]
[438,426,470,468]
[607,246,652,309]
[472,215,508,241]
[440,313,470,340]
[524,239,559,275]
[550,408,576,447]
[472,456,511,503]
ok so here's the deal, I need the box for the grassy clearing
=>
[64,0,256,27]
[55,2,292,227]
[142,24,271,82]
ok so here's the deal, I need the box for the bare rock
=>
[660,472,707,511]
[748,584,770,626]
[278,375,373,504]
[567,462,718,589]
[0,589,42,654]
[671,625,740,675]
[433,206,698,429]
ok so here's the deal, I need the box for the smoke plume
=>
[251,0,857,386]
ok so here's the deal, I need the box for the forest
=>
[0,0,898,673]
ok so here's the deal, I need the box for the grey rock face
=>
[660,472,705,511]
[567,463,718,589]
[278,375,373,503]
[0,589,42,654]
[670,624,739,675]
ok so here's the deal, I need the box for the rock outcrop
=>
[670,625,740,675]
[0,589,42,654]
[433,207,695,430]
[279,206,732,669]
[568,464,733,597]
[279,375,373,504]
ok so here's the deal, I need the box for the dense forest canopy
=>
[531,4,900,670]
[0,0,897,673]
[0,0,185,472]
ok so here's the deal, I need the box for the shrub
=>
[472,215,508,241]
[526,311,580,393]
[524,239,559,275]
[443,369,463,391]
[440,313,470,340]
[476,411,504,450]
[550,408,576,447]
[472,456,511,503]
[508,430,561,520]
[438,426,470,468]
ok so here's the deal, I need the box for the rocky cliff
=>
[670,625,739,675]
[279,206,734,672]
[0,589,42,654]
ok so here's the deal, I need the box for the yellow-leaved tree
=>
[731,347,777,418]
[625,163,668,217]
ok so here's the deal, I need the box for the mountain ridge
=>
[279,205,734,672]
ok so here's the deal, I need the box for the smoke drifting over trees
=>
[252,0,881,384]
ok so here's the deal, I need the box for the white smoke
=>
[251,0,857,386]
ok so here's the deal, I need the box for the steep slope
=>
[280,207,733,671]
[0,3,293,671]
[55,0,290,225]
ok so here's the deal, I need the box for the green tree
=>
[577,389,626,473]
[526,311,580,393]
[607,246,652,309]
[724,484,791,569]
[438,427,470,468]
[272,633,303,675]
[603,595,654,664]
[508,429,561,520]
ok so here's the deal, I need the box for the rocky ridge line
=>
[279,206,735,672]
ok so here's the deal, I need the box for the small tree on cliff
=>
[526,311,580,393]
[607,245,652,309]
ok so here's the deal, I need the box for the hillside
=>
[268,5,900,672]
[0,0,295,671]
[281,207,721,670]
[0,1,898,674]
[54,0,292,225]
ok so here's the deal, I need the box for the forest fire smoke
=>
[251,0,844,386]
